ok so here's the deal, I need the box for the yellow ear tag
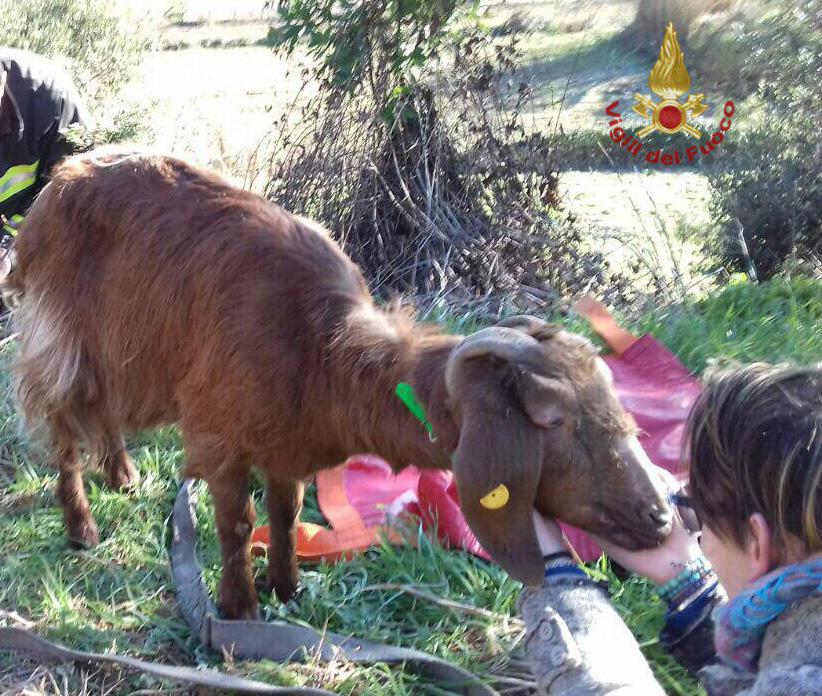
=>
[480,484,510,510]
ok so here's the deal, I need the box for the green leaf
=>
[380,101,397,126]
[409,46,426,67]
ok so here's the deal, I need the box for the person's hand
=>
[596,515,701,586]
[595,468,702,586]
[531,510,567,556]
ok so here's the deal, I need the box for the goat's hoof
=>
[257,574,302,611]
[218,600,261,622]
[67,519,100,549]
[264,573,301,605]
[106,456,140,492]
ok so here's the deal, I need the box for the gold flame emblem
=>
[633,23,707,138]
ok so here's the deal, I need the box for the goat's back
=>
[13,151,374,458]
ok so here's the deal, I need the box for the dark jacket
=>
[0,47,90,236]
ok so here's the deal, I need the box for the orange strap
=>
[573,296,639,356]
[252,466,397,564]
[252,521,379,564]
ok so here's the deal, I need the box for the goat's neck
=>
[332,328,461,472]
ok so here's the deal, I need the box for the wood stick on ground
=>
[0,609,34,629]
[362,583,522,624]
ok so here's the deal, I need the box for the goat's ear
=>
[451,402,545,586]
[517,372,574,428]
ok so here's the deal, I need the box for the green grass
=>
[635,276,822,373]
[1,278,820,694]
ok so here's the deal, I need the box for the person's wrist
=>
[646,553,697,586]
[542,551,591,584]
[651,538,705,585]
[657,556,717,608]
[532,512,566,556]
[542,551,573,567]
[536,539,567,556]
[597,535,702,585]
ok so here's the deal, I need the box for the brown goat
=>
[7,150,672,620]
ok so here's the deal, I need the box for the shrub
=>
[0,0,153,106]
[268,1,636,315]
[273,0,468,93]
[708,127,821,280]
[706,0,821,279]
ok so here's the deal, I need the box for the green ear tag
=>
[395,382,437,442]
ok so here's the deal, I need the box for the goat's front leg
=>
[207,470,259,620]
[265,477,304,603]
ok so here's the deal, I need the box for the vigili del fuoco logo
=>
[605,22,735,165]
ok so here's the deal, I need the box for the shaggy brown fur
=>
[7,151,671,619]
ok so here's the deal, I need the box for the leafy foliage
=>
[273,0,475,92]
[0,0,153,106]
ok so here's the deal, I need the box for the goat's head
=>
[445,316,673,585]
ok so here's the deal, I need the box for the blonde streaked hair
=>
[687,362,822,552]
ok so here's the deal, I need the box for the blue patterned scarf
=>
[714,557,822,672]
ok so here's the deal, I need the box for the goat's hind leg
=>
[51,420,99,549]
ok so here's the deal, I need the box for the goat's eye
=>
[544,416,565,429]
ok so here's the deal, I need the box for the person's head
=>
[686,362,822,598]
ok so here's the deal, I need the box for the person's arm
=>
[3,74,93,236]
[518,514,667,695]
[657,564,724,676]
[598,541,724,678]
[522,462,728,693]
[596,471,725,678]
[39,76,92,174]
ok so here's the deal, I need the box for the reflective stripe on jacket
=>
[0,47,90,229]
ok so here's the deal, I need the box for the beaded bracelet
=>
[669,573,716,608]
[657,557,714,602]
[658,556,716,607]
